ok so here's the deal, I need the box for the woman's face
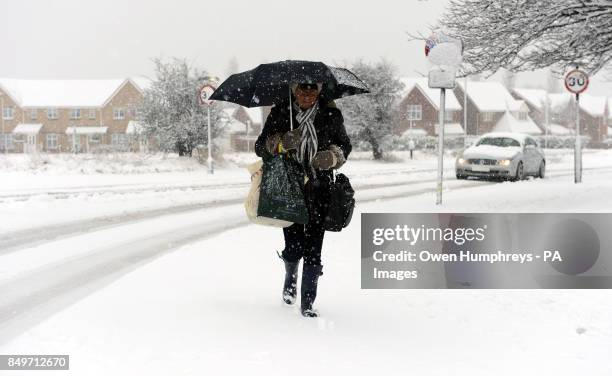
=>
[295,86,320,109]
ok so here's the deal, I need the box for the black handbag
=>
[324,171,355,232]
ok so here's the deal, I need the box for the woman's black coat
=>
[254,99,352,226]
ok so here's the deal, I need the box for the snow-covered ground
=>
[1,149,611,375]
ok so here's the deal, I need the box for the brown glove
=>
[265,133,283,154]
[311,150,336,170]
[281,129,302,151]
[328,144,346,169]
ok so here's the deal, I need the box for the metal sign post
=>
[199,84,216,174]
[436,88,446,205]
[564,67,589,184]
[426,31,462,205]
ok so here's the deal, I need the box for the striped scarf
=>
[293,101,319,176]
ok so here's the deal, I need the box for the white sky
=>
[2,0,611,95]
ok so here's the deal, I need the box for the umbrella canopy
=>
[209,60,369,108]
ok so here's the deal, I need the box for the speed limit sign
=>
[198,84,216,106]
[564,69,589,94]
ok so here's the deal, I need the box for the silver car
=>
[455,132,546,181]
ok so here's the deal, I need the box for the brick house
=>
[513,88,608,142]
[576,94,609,143]
[0,78,147,153]
[219,106,263,152]
[393,77,464,138]
[453,81,541,136]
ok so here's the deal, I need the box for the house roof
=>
[492,112,542,135]
[513,88,548,110]
[399,77,462,110]
[579,94,607,117]
[244,107,263,124]
[549,93,573,111]
[513,88,574,113]
[12,123,43,134]
[457,81,522,112]
[0,78,141,108]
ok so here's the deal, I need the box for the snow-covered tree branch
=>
[436,0,612,75]
[139,58,227,156]
[337,60,404,160]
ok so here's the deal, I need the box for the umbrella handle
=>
[288,85,293,131]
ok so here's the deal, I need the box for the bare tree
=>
[436,0,612,75]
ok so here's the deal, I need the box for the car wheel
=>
[538,161,545,179]
[512,162,524,182]
[456,174,466,180]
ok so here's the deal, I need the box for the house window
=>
[70,109,81,119]
[31,109,38,120]
[46,133,59,150]
[517,111,527,121]
[88,109,96,120]
[406,104,422,121]
[47,108,59,120]
[88,134,101,143]
[1,134,13,150]
[2,106,14,120]
[445,110,454,122]
[481,112,494,122]
[113,107,125,120]
[111,133,128,149]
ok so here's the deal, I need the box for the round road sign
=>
[199,85,216,106]
[564,69,589,94]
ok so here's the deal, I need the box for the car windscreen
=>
[476,137,521,147]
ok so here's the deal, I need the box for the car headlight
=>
[498,159,511,166]
[457,158,465,164]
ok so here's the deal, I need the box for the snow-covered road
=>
[1,150,611,375]
[1,166,611,375]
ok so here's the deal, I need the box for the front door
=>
[24,134,36,153]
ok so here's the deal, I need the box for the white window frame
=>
[111,133,127,145]
[30,109,38,120]
[481,112,494,122]
[88,134,101,143]
[70,108,81,119]
[113,107,125,120]
[444,110,454,122]
[406,104,422,121]
[2,106,14,120]
[47,108,59,120]
[46,133,59,150]
[88,109,96,120]
[517,111,527,121]
[1,134,14,150]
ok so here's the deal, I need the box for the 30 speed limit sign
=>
[198,84,216,106]
[564,69,589,94]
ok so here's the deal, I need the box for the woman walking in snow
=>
[254,82,352,317]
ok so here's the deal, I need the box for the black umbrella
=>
[209,60,369,108]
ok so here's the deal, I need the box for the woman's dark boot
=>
[278,252,299,305]
[301,264,323,317]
